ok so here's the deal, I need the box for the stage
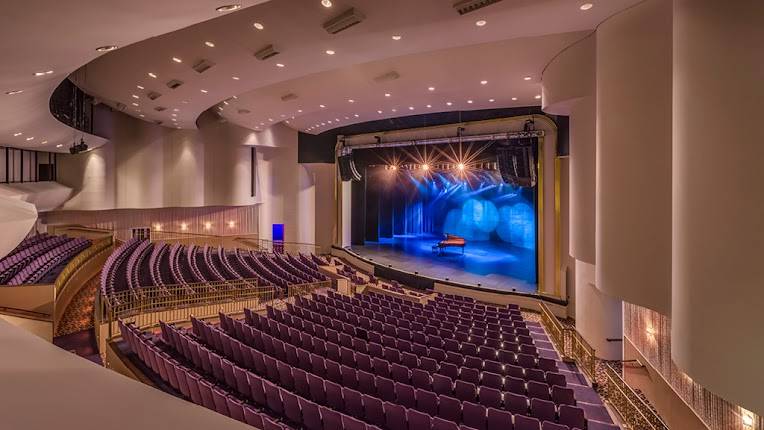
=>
[351,235,537,294]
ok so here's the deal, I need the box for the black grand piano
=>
[432,233,466,254]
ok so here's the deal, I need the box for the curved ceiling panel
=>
[0,0,268,152]
[71,0,641,136]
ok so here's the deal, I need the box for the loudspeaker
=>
[497,138,537,187]
[338,153,362,182]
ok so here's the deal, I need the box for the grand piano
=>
[432,233,466,254]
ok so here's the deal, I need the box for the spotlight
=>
[321,0,332,7]
[390,165,397,171]
[422,164,430,171]
[457,163,465,171]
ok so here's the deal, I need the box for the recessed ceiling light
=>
[232,76,240,80]
[137,85,144,90]
[132,94,139,99]
[446,102,453,106]
[580,3,593,11]
[384,93,391,97]
[377,110,383,114]
[33,70,54,76]
[489,99,495,102]
[354,114,359,117]
[172,113,178,117]
[5,90,23,95]
[276,63,285,68]
[148,72,157,78]
[511,97,518,101]
[205,41,216,47]
[200,89,208,93]
[139,114,145,117]
[475,20,487,27]
[319,104,326,108]
[26,137,34,141]
[321,0,333,7]
[13,132,22,136]
[56,144,63,148]
[216,4,241,12]
[426,104,432,108]
[480,80,488,85]
[253,22,264,30]
[327,120,333,124]
[132,102,139,107]
[41,141,47,144]
[428,87,435,91]
[408,106,414,110]
[325,50,335,55]
[523,76,532,81]
[467,100,473,104]
[348,99,355,103]
[96,45,118,52]
[172,57,182,63]
[391,109,397,112]
[392,35,402,41]
[281,114,286,118]
[534,94,542,99]
[297,109,303,113]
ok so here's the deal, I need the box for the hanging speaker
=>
[338,153,362,182]
[497,138,537,187]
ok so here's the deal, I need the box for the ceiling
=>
[0,0,268,152]
[2,0,642,152]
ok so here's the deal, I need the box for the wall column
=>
[672,0,764,416]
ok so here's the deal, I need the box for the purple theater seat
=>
[320,406,343,430]
[530,398,557,422]
[326,360,342,384]
[263,379,284,414]
[385,402,407,430]
[506,376,526,395]
[481,372,503,390]
[376,376,396,402]
[247,371,267,406]
[538,358,558,373]
[527,381,551,401]
[357,353,373,373]
[307,373,327,405]
[211,387,229,415]
[432,373,454,396]
[407,408,433,430]
[542,422,569,430]
[462,401,487,430]
[310,353,327,378]
[299,397,322,430]
[454,380,477,402]
[514,415,541,430]
[438,363,459,380]
[342,415,367,430]
[412,368,432,390]
[243,405,265,429]
[433,417,460,430]
[343,387,365,419]
[526,368,546,384]
[277,360,295,390]
[294,367,311,398]
[282,389,303,425]
[552,386,576,406]
[486,407,513,430]
[416,388,439,416]
[504,392,529,415]
[545,372,566,388]
[460,367,480,385]
[421,356,439,372]
[358,370,376,395]
[483,360,503,375]
[438,395,463,423]
[325,379,345,411]
[391,363,410,384]
[363,394,386,428]
[477,386,502,409]
[558,405,586,429]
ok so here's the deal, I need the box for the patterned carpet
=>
[55,274,99,337]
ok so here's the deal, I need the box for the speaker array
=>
[496,138,537,187]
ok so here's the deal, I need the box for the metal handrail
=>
[601,363,669,430]
[54,236,113,297]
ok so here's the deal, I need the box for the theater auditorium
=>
[0,1,761,429]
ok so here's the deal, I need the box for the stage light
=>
[422,164,430,171]
[742,410,754,427]
[457,163,465,171]
[321,0,332,7]
[390,165,397,171]
[580,3,593,11]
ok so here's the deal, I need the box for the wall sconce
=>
[646,326,656,337]
[154,223,162,231]
[204,222,212,230]
[742,409,754,428]
[228,221,235,228]
[180,223,188,231]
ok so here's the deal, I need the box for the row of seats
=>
[0,234,90,285]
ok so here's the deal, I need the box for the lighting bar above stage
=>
[337,129,545,152]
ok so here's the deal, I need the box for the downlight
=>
[216,4,241,12]
[96,45,118,52]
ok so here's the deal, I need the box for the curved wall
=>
[672,0,764,416]
[595,0,672,316]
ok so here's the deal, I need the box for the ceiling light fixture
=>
[325,50,336,55]
[446,102,453,106]
[377,110,383,114]
[535,94,542,99]
[392,35,402,41]
[391,108,397,112]
[33,70,54,76]
[580,3,593,11]
[348,99,354,103]
[200,89,208,93]
[489,99,495,102]
[276,63,285,68]
[426,104,432,108]
[297,109,303,113]
[13,132,22,137]
[480,80,488,85]
[137,85,144,90]
[523,76,532,81]
[216,4,241,12]
[467,100,473,104]
[132,94,139,99]
[56,144,63,148]
[148,72,157,78]
[131,102,139,107]
[428,87,435,91]
[139,114,145,117]
[172,57,182,63]
[205,41,216,47]
[475,20,487,27]
[354,114,359,117]
[384,93,391,97]
[321,0,332,7]
[232,76,240,80]
[511,97,518,101]
[41,140,47,144]
[96,45,118,52]
[5,90,23,95]
[319,104,326,108]
[408,106,414,110]
[253,22,264,30]
[25,137,34,141]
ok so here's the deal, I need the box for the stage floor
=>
[351,236,537,294]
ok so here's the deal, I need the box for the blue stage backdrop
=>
[364,167,537,284]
